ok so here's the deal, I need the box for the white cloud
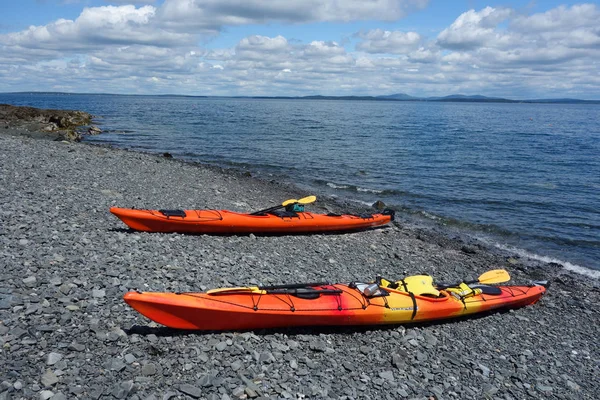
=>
[1,5,193,52]
[511,4,599,33]
[0,2,599,98]
[356,29,422,54]
[437,6,513,50]
[302,41,346,58]
[157,0,429,32]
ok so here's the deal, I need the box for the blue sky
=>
[1,1,599,98]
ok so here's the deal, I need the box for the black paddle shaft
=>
[259,282,332,290]
[436,278,478,290]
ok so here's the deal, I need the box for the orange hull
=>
[124,283,546,331]
[110,207,394,234]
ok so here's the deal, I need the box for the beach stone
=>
[141,363,157,376]
[179,384,202,398]
[379,370,395,382]
[482,384,498,396]
[52,392,67,400]
[23,276,37,287]
[522,349,534,357]
[536,384,553,393]
[215,341,227,351]
[479,363,491,378]
[68,342,85,352]
[49,277,62,286]
[309,340,327,352]
[112,381,134,399]
[41,370,59,387]
[39,390,54,400]
[46,352,62,365]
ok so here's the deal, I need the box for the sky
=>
[0,0,599,99]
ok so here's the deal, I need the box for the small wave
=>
[327,182,350,189]
[326,182,384,194]
[357,187,384,194]
[492,243,600,279]
[419,211,443,221]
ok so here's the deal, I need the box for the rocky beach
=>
[0,105,598,399]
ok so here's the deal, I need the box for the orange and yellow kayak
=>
[110,207,394,234]
[124,274,547,330]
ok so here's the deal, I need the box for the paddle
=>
[250,195,317,216]
[207,282,333,296]
[436,269,510,290]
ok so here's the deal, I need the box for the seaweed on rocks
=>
[0,103,99,142]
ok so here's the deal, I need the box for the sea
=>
[2,93,599,277]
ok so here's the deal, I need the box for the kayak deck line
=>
[110,206,395,234]
[124,276,547,330]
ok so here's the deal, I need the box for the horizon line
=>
[1,91,599,104]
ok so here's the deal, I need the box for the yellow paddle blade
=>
[297,195,317,205]
[478,269,510,284]
[206,286,264,295]
[282,195,316,206]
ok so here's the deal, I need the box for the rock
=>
[46,352,63,365]
[372,200,386,210]
[141,363,157,376]
[536,384,553,393]
[23,276,37,287]
[88,126,102,135]
[39,390,54,400]
[179,384,202,398]
[521,349,534,357]
[379,370,395,382]
[215,341,228,351]
[112,381,135,399]
[41,370,59,387]
[461,245,477,254]
[52,392,67,400]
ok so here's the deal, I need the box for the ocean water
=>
[2,93,599,275]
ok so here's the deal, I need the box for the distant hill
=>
[524,98,595,104]
[2,91,599,104]
[376,93,417,100]
[426,94,511,102]
[292,94,600,104]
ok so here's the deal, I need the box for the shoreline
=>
[1,109,599,398]
[84,137,600,280]
[2,101,598,278]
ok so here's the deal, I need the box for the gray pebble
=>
[179,384,202,398]
[46,352,62,366]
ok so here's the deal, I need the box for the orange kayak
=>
[124,276,547,330]
[110,207,394,234]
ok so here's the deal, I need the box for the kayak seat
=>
[159,209,187,218]
[268,210,299,218]
[470,284,502,295]
[378,275,442,297]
